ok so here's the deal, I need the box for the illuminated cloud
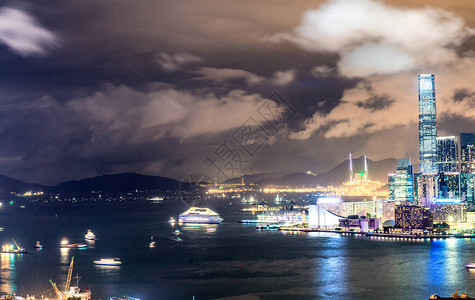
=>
[291,58,475,140]
[0,7,59,56]
[277,0,472,77]
[271,69,297,86]
[155,52,203,72]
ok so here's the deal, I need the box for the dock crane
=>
[50,256,75,299]
[65,256,75,292]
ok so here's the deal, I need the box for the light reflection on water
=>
[0,253,15,294]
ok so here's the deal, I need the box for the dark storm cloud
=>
[356,95,395,111]
[453,88,475,103]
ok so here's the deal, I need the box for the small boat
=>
[85,230,96,240]
[169,217,176,224]
[34,241,43,249]
[149,236,155,248]
[94,258,122,266]
[466,263,475,269]
[174,230,180,235]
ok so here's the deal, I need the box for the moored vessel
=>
[50,257,92,300]
[1,238,27,254]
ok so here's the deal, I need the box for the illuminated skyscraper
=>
[437,136,459,173]
[460,133,475,173]
[388,158,414,203]
[418,74,437,174]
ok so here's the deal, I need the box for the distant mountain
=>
[223,172,290,184]
[0,174,46,194]
[52,173,181,193]
[255,156,398,187]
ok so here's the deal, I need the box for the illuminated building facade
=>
[430,202,466,223]
[395,205,433,231]
[415,174,437,208]
[418,74,438,174]
[460,133,475,173]
[437,136,459,173]
[437,172,460,199]
[317,198,395,221]
[461,173,475,212]
[388,158,414,203]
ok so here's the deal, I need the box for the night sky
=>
[1,0,475,185]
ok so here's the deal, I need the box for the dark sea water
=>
[0,199,474,300]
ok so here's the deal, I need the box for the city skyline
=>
[0,0,475,185]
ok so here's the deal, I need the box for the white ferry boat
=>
[94,258,122,266]
[179,207,223,224]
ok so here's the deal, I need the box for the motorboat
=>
[34,241,43,249]
[85,230,96,240]
[179,207,223,224]
[94,258,122,266]
[149,236,156,248]
[174,230,180,235]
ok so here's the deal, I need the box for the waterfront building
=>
[308,203,342,228]
[395,205,433,232]
[388,158,414,203]
[460,133,475,173]
[338,217,380,232]
[430,202,466,223]
[437,172,460,199]
[256,210,305,224]
[382,201,396,221]
[437,136,459,173]
[317,198,395,222]
[418,74,438,174]
[414,173,437,208]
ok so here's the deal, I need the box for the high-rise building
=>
[461,173,475,212]
[437,172,460,199]
[414,173,437,208]
[460,133,475,173]
[418,74,437,174]
[437,136,459,173]
[388,158,414,203]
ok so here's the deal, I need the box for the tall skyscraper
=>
[460,133,475,173]
[418,74,437,174]
[437,136,459,173]
[388,158,414,203]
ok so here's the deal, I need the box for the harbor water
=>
[0,199,474,299]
